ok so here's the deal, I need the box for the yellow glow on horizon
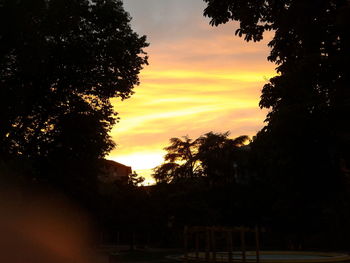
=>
[109,151,164,186]
[107,2,277,182]
[110,151,165,171]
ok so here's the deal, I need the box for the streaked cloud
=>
[107,0,276,183]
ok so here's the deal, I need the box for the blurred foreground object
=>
[0,188,98,263]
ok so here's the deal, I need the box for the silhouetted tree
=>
[204,0,350,245]
[153,133,250,184]
[153,162,181,184]
[128,172,145,186]
[197,132,250,183]
[153,136,202,183]
[0,0,148,162]
[150,132,258,241]
[204,0,350,177]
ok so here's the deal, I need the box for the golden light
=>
[110,151,165,185]
[111,151,164,171]
[107,1,277,184]
[141,70,275,83]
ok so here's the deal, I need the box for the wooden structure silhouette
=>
[184,226,261,263]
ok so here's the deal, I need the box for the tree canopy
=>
[197,132,250,183]
[204,0,350,182]
[153,132,250,184]
[153,136,201,183]
[0,0,148,161]
[203,0,350,238]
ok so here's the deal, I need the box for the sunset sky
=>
[108,0,276,184]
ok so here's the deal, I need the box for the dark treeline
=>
[0,0,149,250]
[141,129,350,250]
[1,0,350,253]
[201,0,350,250]
[0,0,147,207]
[117,0,350,250]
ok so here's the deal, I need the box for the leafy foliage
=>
[153,136,201,183]
[128,172,145,186]
[204,0,350,244]
[204,0,350,175]
[153,132,250,184]
[197,132,250,183]
[0,0,148,160]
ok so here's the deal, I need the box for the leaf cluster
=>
[153,132,250,184]
[0,0,148,160]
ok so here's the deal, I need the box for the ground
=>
[97,246,182,263]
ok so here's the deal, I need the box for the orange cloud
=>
[108,1,276,184]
